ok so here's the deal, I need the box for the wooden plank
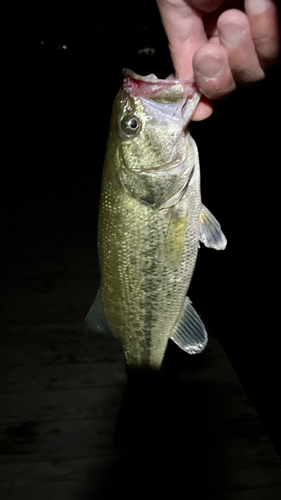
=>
[0,483,80,500]
[0,305,90,326]
[0,324,92,342]
[0,335,124,366]
[0,385,124,421]
[0,361,126,393]
[0,359,125,392]
[0,456,104,485]
[0,418,116,466]
[0,455,112,499]
[1,280,97,306]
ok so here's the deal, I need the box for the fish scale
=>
[99,154,200,369]
[86,69,227,370]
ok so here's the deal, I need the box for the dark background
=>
[2,2,280,457]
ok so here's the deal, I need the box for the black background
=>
[2,2,281,456]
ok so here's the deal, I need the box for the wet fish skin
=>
[87,69,226,370]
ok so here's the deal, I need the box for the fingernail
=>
[219,23,245,48]
[194,55,223,81]
[246,0,271,15]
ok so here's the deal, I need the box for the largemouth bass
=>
[86,69,226,370]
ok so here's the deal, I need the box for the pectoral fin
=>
[199,205,227,250]
[84,289,111,334]
[164,212,188,271]
[171,297,208,354]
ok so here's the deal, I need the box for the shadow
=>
[82,342,226,499]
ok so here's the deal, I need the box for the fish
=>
[85,69,227,371]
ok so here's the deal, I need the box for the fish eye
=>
[128,118,137,129]
[120,114,141,136]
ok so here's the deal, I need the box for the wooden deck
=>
[1,227,281,500]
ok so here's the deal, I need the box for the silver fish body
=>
[86,70,226,370]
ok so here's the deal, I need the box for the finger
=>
[193,43,236,99]
[192,96,214,121]
[217,9,265,85]
[156,0,208,79]
[245,0,280,69]
[187,0,225,13]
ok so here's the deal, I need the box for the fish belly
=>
[98,166,201,370]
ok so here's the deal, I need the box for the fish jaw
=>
[122,68,201,127]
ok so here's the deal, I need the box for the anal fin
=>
[170,297,208,354]
[84,289,111,334]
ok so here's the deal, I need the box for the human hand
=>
[156,0,280,120]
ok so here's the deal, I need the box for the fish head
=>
[113,69,201,173]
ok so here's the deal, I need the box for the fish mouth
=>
[122,68,195,86]
[122,69,201,124]
[123,68,198,101]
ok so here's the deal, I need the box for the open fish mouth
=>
[122,68,201,124]
[122,68,196,87]
[122,69,198,100]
